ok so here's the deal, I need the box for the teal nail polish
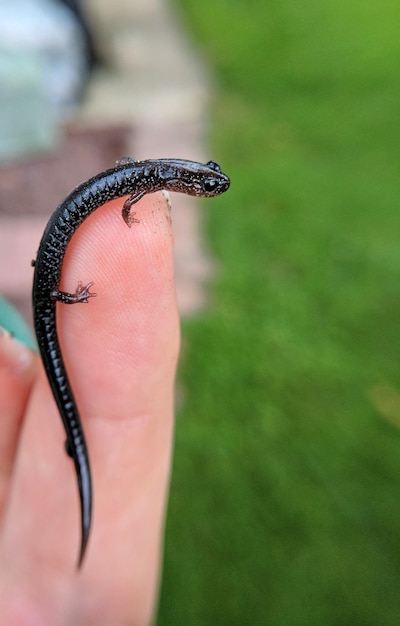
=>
[0,295,37,352]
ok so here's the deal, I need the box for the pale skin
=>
[0,193,179,625]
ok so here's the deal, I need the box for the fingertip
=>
[0,305,38,505]
[0,328,37,379]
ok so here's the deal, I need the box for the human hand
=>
[0,192,179,625]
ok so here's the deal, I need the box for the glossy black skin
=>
[32,158,230,568]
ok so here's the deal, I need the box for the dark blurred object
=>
[58,0,101,70]
[0,0,100,162]
[0,125,132,218]
[57,0,101,73]
[0,0,90,110]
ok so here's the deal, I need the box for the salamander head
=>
[191,160,230,197]
[164,159,230,197]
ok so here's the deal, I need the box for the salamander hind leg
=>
[51,281,97,304]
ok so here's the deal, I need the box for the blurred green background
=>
[157,1,400,624]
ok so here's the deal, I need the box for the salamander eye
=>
[205,160,221,173]
[203,177,219,192]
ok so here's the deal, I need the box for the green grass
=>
[157,2,400,624]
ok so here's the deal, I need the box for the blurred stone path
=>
[0,0,214,322]
[82,0,215,314]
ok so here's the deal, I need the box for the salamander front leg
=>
[51,281,97,304]
[122,191,145,227]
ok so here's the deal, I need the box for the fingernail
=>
[0,295,37,352]
[162,190,172,212]
[0,296,37,374]
[0,326,36,375]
